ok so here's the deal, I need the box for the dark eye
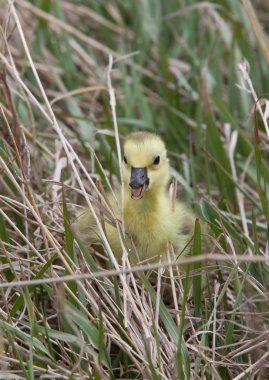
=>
[123,154,128,164]
[153,155,160,165]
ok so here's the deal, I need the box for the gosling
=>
[74,132,197,264]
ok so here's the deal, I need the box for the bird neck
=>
[123,184,168,215]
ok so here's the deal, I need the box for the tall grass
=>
[0,0,269,378]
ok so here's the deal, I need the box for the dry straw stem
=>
[1,1,115,326]
[6,1,148,335]
[106,54,145,327]
[233,351,269,380]
[17,0,158,81]
[106,53,130,326]
[0,253,269,289]
[6,1,116,263]
[224,125,252,255]
[238,59,269,140]
[18,0,117,57]
[62,2,133,38]
[1,1,269,377]
[164,2,221,20]
[50,84,107,106]
[242,0,269,67]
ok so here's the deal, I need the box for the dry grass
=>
[0,1,269,379]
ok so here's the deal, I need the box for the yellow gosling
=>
[74,132,197,264]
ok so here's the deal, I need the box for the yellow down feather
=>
[74,132,197,264]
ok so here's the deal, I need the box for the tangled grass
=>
[0,0,269,379]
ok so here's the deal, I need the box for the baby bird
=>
[75,132,196,265]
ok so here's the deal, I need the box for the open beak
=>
[129,167,149,200]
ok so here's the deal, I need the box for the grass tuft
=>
[0,0,269,378]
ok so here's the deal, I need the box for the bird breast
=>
[123,195,184,262]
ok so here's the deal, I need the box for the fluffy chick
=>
[74,132,196,264]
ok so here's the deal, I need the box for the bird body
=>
[75,132,196,264]
[122,188,194,262]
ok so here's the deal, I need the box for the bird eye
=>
[153,155,160,165]
[123,154,128,164]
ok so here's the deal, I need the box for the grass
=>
[0,0,269,378]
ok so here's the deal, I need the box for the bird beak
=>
[129,167,149,200]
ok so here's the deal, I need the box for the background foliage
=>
[0,0,269,379]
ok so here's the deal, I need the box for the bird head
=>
[122,132,170,200]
